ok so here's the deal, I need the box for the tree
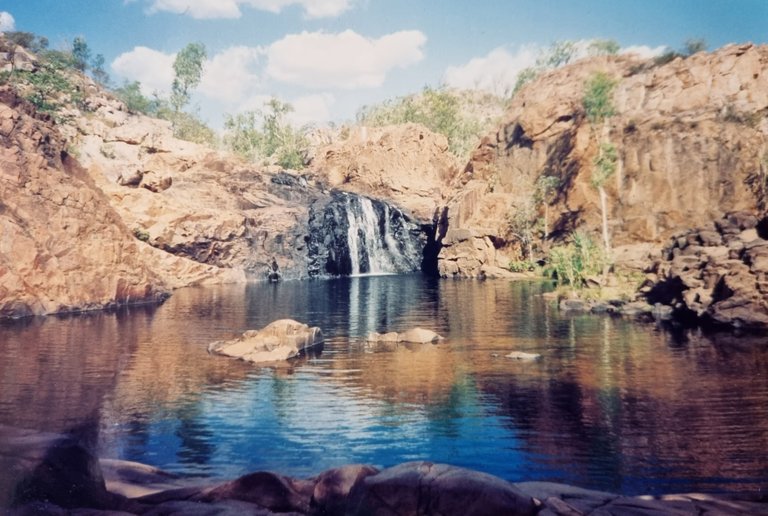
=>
[683,38,707,56]
[538,41,577,68]
[583,72,617,124]
[587,39,620,56]
[72,36,91,73]
[224,98,309,169]
[90,54,110,86]
[170,42,206,113]
[535,175,560,240]
[583,71,618,254]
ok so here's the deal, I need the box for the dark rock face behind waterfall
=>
[307,191,427,277]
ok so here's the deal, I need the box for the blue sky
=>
[2,0,766,128]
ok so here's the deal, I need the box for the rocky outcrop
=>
[439,44,768,277]
[311,124,460,222]
[7,434,767,516]
[644,211,768,330]
[0,88,170,318]
[366,328,444,344]
[208,319,324,364]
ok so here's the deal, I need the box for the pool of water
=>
[1,275,767,496]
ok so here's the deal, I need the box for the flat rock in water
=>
[506,351,541,361]
[208,319,323,364]
[366,328,444,344]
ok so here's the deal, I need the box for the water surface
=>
[1,275,767,496]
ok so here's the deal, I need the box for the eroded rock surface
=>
[208,319,324,364]
[645,211,768,330]
[439,44,768,277]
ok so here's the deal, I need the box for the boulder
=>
[346,461,538,516]
[309,464,379,515]
[208,319,323,364]
[505,351,542,361]
[366,328,444,344]
[194,471,315,513]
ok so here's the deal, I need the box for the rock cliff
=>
[0,88,171,317]
[439,44,768,277]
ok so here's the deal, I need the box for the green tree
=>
[683,38,707,56]
[170,42,206,113]
[512,67,539,96]
[90,54,110,86]
[535,175,560,239]
[72,36,91,73]
[587,39,620,56]
[583,71,618,254]
[583,72,617,124]
[538,40,577,68]
[114,80,154,113]
[224,98,308,169]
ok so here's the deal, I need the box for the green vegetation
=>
[356,86,499,158]
[653,38,709,66]
[582,71,618,254]
[170,42,206,113]
[583,72,617,124]
[545,232,610,288]
[513,39,620,96]
[224,98,308,169]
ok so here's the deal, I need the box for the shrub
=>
[583,72,617,124]
[545,232,610,288]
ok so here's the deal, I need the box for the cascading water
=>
[307,191,426,277]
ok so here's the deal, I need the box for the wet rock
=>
[194,471,314,513]
[208,319,323,364]
[309,464,379,515]
[346,461,538,516]
[0,425,123,511]
[505,351,541,361]
[366,328,444,344]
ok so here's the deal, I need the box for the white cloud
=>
[443,45,538,97]
[112,46,176,96]
[198,46,263,103]
[0,11,15,32]
[288,93,335,126]
[143,0,352,19]
[266,29,426,89]
[620,45,666,59]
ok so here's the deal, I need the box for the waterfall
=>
[308,191,426,277]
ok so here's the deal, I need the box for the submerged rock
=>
[366,328,444,344]
[208,319,323,364]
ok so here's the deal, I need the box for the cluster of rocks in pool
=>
[641,211,768,331]
[5,425,767,516]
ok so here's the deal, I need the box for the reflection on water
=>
[1,275,767,496]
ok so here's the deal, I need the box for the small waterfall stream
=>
[308,191,426,277]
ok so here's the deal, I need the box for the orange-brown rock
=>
[0,89,170,318]
[440,44,768,277]
[311,123,461,222]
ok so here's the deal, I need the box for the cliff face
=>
[310,124,460,222]
[0,89,169,317]
[439,44,768,277]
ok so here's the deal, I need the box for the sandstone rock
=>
[311,124,460,222]
[208,319,323,364]
[366,328,444,344]
[0,425,123,510]
[505,351,542,361]
[346,461,538,516]
[194,471,314,513]
[438,45,768,274]
[309,464,379,515]
[0,88,170,318]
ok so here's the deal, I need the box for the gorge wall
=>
[438,43,768,277]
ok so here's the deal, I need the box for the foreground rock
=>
[4,427,767,515]
[208,319,324,364]
[644,211,768,330]
[366,328,445,344]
